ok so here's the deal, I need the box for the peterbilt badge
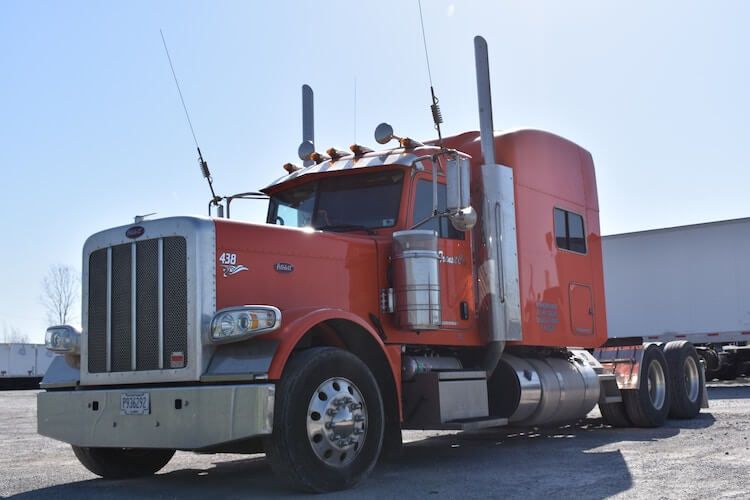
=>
[126,226,145,239]
[275,262,294,273]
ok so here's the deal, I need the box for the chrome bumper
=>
[37,384,274,450]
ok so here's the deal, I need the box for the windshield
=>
[267,169,404,231]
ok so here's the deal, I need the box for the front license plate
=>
[120,392,150,415]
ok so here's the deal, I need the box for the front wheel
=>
[265,347,384,492]
[72,446,175,479]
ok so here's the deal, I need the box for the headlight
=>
[210,306,281,343]
[45,325,81,354]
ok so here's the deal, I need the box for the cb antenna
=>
[417,0,444,149]
[159,29,221,207]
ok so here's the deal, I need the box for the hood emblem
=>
[126,226,145,239]
[275,262,294,273]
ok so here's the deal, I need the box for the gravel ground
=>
[1,382,749,499]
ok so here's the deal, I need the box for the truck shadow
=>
[11,413,716,500]
[706,386,750,400]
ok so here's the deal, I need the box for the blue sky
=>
[2,1,749,342]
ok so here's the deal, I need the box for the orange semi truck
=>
[38,37,706,492]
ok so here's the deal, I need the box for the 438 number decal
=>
[219,252,247,278]
[219,252,237,265]
[219,252,248,277]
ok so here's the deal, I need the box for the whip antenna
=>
[160,29,220,206]
[417,0,444,148]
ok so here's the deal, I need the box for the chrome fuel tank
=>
[490,351,601,426]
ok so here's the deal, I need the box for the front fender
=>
[265,307,394,381]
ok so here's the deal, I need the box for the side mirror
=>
[298,140,315,161]
[374,123,395,145]
[446,155,476,231]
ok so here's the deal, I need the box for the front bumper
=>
[37,384,274,450]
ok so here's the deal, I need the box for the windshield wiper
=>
[317,224,376,235]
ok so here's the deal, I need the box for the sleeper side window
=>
[553,208,587,254]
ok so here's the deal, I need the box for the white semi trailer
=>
[0,343,55,389]
[603,217,750,380]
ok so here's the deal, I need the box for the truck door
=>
[569,283,594,336]
[411,177,474,329]
[554,207,595,338]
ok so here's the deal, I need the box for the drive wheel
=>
[599,400,631,427]
[71,446,175,479]
[664,341,703,419]
[622,344,671,427]
[265,347,384,492]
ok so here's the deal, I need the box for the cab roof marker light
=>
[326,147,350,161]
[349,144,374,157]
[283,163,302,174]
[310,152,330,164]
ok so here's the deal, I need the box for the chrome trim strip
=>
[495,202,504,303]
[131,242,137,370]
[106,247,112,372]
[158,238,164,369]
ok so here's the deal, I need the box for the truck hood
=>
[214,220,380,319]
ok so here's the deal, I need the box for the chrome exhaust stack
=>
[473,36,523,376]
[301,84,315,167]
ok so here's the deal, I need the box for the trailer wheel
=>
[264,347,384,492]
[71,446,175,479]
[664,341,703,419]
[622,344,670,427]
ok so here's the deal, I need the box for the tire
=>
[72,446,175,479]
[599,400,631,427]
[264,347,384,492]
[664,341,703,419]
[622,344,670,427]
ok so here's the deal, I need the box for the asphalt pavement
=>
[1,382,749,499]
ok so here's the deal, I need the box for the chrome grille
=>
[87,237,187,373]
[135,240,159,370]
[87,250,107,373]
[162,237,188,368]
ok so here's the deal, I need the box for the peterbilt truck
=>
[38,37,707,492]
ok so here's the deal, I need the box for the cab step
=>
[442,416,508,430]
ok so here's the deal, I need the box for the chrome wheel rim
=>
[306,377,367,468]
[684,356,701,403]
[647,360,667,410]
